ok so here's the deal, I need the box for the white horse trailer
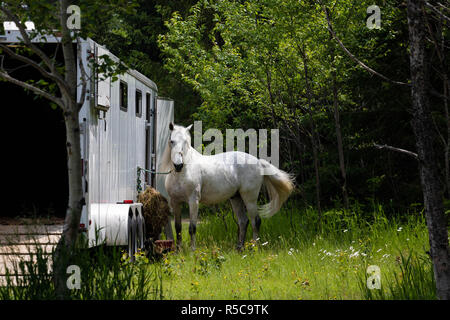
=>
[0,23,174,256]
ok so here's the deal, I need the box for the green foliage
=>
[192,246,226,275]
[157,0,440,211]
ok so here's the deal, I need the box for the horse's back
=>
[197,151,263,204]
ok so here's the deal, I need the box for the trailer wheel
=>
[136,213,144,252]
[128,208,137,261]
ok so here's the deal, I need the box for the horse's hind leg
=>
[240,192,261,241]
[229,195,248,250]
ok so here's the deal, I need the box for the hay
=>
[137,187,171,241]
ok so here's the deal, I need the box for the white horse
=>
[161,123,294,250]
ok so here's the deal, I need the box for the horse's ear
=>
[169,122,174,131]
[186,124,193,131]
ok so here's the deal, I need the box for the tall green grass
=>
[164,201,436,299]
[0,200,438,299]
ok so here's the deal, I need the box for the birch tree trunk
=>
[407,0,450,300]
[52,0,85,299]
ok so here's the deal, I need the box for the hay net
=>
[137,186,171,240]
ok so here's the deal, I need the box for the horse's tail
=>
[258,159,295,218]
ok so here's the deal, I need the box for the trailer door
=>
[96,46,112,110]
[145,92,154,187]
[155,97,174,199]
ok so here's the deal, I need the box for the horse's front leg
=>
[170,200,182,250]
[188,197,199,251]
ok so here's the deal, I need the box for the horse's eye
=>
[170,140,174,145]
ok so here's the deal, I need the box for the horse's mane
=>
[159,141,172,172]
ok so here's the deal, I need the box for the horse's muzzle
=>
[174,163,183,172]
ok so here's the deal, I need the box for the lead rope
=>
[136,166,173,193]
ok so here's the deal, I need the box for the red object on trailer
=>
[123,200,134,204]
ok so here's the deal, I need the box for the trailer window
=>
[146,93,151,122]
[120,81,128,111]
[136,89,142,117]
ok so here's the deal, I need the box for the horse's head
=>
[168,122,193,172]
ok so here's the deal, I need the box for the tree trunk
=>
[331,57,349,209]
[407,0,450,300]
[53,100,84,299]
[53,0,84,299]
[443,76,450,198]
[332,76,349,209]
[300,47,322,219]
[327,10,349,210]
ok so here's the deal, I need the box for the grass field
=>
[0,201,439,300]
[156,201,436,300]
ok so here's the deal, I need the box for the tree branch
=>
[0,43,64,85]
[0,5,71,97]
[322,6,410,86]
[373,143,419,160]
[437,2,450,12]
[425,1,450,24]
[0,70,65,109]
[0,6,54,71]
